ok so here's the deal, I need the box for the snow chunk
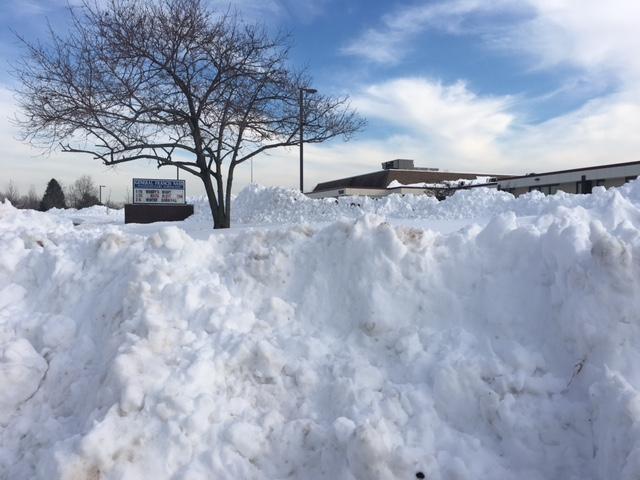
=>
[226,422,265,459]
[0,339,47,422]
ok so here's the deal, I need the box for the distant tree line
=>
[0,175,119,210]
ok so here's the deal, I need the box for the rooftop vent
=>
[381,159,439,171]
[382,159,415,170]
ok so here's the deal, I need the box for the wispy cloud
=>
[4,76,640,199]
[341,0,520,64]
[208,0,330,23]
[305,78,640,178]
[506,88,640,172]
[499,0,640,84]
[4,0,640,198]
[3,0,331,23]
[344,0,640,86]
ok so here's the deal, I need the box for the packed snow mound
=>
[231,180,640,225]
[387,175,494,189]
[2,182,640,479]
[47,204,125,226]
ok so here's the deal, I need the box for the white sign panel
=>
[133,178,186,204]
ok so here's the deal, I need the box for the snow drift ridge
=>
[1,183,640,479]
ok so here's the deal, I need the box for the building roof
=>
[312,169,510,193]
[498,159,640,181]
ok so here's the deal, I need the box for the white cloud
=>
[305,78,640,179]
[506,89,640,172]
[501,0,640,84]
[343,0,640,86]
[4,76,640,200]
[335,0,640,179]
[352,78,514,164]
[342,0,519,64]
[4,0,640,199]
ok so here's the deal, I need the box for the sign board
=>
[132,178,186,205]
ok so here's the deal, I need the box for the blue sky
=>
[1,0,640,201]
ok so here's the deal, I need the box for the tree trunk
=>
[215,161,230,228]
[200,171,228,229]
[224,162,235,228]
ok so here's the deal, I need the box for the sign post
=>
[124,178,193,224]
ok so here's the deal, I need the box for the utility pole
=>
[299,87,317,192]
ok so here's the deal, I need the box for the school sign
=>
[132,178,186,205]
[125,178,193,224]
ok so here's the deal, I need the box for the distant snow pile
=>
[1,182,640,479]
[387,175,494,189]
[46,204,125,226]
[231,180,640,225]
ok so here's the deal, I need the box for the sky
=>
[1,0,640,202]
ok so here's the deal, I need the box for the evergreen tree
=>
[40,179,66,210]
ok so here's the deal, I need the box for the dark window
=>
[577,175,592,194]
[583,181,593,194]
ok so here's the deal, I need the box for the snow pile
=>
[47,204,125,226]
[2,185,640,479]
[387,175,494,189]
[231,181,640,225]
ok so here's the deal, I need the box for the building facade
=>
[309,159,508,199]
[497,161,640,196]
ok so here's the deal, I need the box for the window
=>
[576,177,592,194]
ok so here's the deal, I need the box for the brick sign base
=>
[124,204,194,224]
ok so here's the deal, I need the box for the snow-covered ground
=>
[2,183,640,479]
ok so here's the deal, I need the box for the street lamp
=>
[99,185,106,205]
[299,87,317,192]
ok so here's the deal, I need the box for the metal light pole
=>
[299,87,317,192]
[99,185,106,205]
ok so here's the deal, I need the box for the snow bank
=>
[387,175,494,189]
[230,181,640,225]
[48,204,125,227]
[2,184,640,479]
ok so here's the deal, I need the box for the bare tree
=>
[68,175,100,208]
[18,185,41,210]
[3,181,20,205]
[15,0,364,228]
